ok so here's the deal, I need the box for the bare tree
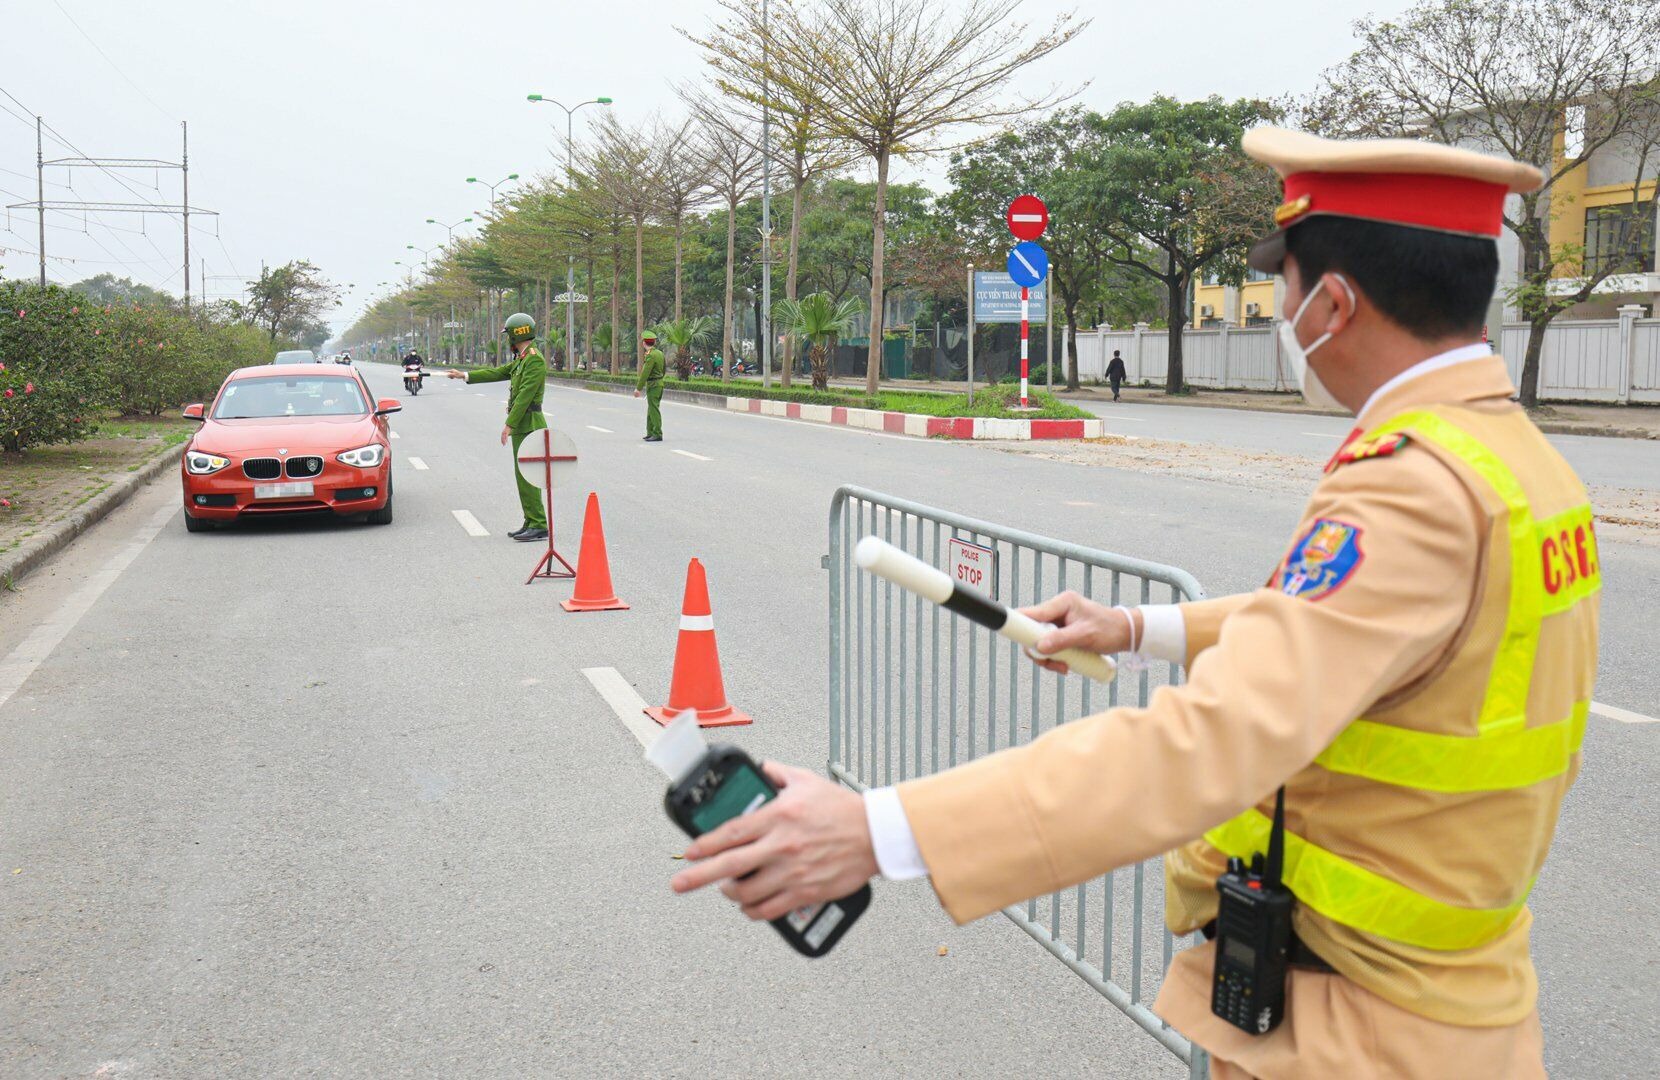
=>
[652,117,712,322]
[684,2,859,386]
[733,0,1087,394]
[1306,0,1660,407]
[685,92,763,381]
[589,113,665,371]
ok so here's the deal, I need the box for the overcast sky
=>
[0,0,1415,336]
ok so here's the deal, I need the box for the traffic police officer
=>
[634,330,666,442]
[446,312,549,541]
[671,131,1598,1078]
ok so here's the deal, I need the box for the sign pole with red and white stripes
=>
[1020,286,1030,408]
[1006,194,1049,411]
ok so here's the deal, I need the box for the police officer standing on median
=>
[671,130,1599,1078]
[446,312,548,541]
[633,330,666,442]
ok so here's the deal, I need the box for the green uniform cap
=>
[640,331,658,344]
[504,312,536,344]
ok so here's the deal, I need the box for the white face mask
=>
[1278,275,1355,412]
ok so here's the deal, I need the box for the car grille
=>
[286,456,323,478]
[243,457,281,481]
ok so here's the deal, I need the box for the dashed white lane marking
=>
[1302,431,1342,438]
[408,457,429,471]
[1591,701,1658,725]
[582,666,661,749]
[390,431,400,440]
[0,499,176,712]
[586,425,614,433]
[670,449,712,461]
[1088,412,1146,422]
[451,509,489,537]
[1064,500,1097,507]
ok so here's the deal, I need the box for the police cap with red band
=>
[1243,128,1544,273]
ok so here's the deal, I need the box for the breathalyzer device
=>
[648,713,870,958]
[1211,787,1293,1035]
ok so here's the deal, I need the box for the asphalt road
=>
[1,362,1655,1078]
[1073,397,1660,491]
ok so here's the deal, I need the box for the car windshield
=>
[213,375,368,419]
[274,350,316,363]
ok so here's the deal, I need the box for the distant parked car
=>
[273,349,320,364]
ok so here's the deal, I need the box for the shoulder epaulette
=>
[1326,433,1410,473]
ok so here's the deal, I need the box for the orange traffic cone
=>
[561,492,630,613]
[645,558,752,728]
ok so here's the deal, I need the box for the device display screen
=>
[691,763,773,834]
[1223,936,1256,967]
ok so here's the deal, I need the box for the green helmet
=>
[641,330,658,345]
[503,312,536,345]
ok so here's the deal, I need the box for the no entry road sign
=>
[1006,194,1048,241]
[1007,241,1049,288]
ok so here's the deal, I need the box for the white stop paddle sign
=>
[515,428,579,489]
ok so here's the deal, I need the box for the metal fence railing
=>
[826,486,1209,1078]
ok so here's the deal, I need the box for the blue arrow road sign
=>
[1007,241,1048,288]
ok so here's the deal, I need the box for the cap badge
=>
[1274,194,1313,227]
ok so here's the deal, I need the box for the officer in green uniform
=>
[446,312,549,541]
[633,330,666,442]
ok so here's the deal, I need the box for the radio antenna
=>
[1265,786,1287,888]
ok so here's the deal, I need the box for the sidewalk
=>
[825,376,1660,441]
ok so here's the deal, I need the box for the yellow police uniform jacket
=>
[895,356,1598,1078]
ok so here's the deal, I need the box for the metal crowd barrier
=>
[826,485,1210,1079]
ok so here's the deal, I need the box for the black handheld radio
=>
[662,741,870,958]
[1211,787,1294,1035]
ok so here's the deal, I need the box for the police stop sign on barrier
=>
[1006,194,1048,241]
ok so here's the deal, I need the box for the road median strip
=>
[548,374,1105,441]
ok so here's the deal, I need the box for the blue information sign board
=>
[972,272,1048,323]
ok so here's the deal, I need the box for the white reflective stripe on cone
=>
[680,614,715,632]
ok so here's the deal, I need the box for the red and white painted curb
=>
[724,396,1104,440]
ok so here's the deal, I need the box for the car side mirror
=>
[374,398,402,416]
[182,403,205,420]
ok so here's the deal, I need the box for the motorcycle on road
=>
[402,364,424,396]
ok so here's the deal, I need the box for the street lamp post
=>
[527,93,612,371]
[426,218,473,364]
[466,173,519,360]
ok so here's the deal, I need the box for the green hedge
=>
[549,371,1089,419]
[1,282,274,452]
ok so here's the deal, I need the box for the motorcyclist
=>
[402,351,424,392]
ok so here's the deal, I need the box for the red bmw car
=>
[179,364,401,532]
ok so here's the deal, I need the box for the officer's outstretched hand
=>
[671,761,877,922]
[445,369,466,380]
[1020,591,1136,675]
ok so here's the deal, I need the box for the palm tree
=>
[656,315,718,381]
[774,293,863,391]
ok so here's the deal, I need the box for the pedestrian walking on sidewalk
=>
[1106,350,1126,401]
[634,330,666,442]
[446,312,549,541]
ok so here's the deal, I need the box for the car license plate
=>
[253,481,313,500]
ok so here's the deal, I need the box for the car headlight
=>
[186,450,231,474]
[337,443,386,468]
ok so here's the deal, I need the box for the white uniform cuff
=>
[1136,604,1187,664]
[863,787,929,881]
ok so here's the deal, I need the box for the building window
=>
[1245,268,1273,283]
[1584,201,1656,276]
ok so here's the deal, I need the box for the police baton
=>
[854,537,1117,683]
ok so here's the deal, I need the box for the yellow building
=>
[1192,269,1280,329]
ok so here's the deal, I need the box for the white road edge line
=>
[407,457,429,471]
[1591,701,1659,725]
[451,509,489,537]
[670,449,712,461]
[586,425,614,433]
[582,666,662,749]
[1301,432,1341,438]
[1087,413,1146,422]
[0,498,177,712]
